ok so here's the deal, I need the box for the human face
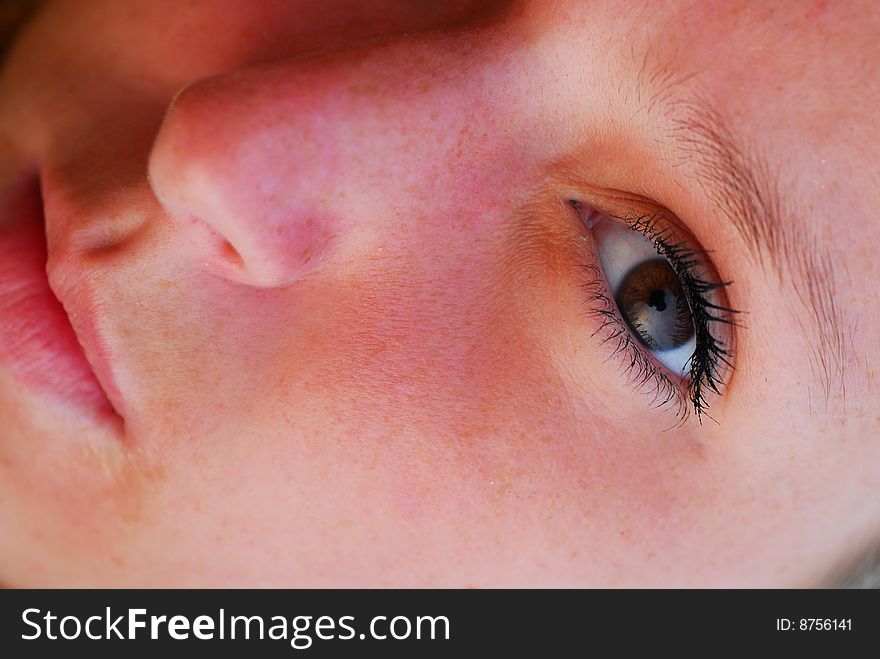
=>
[0,0,877,586]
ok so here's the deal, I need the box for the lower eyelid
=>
[577,230,693,423]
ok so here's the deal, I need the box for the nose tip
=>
[148,80,335,288]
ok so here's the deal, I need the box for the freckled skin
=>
[0,0,877,586]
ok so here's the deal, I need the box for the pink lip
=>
[0,178,122,424]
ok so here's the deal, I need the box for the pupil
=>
[648,289,667,312]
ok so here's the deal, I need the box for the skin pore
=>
[0,0,877,586]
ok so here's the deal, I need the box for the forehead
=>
[641,1,880,269]
[537,1,878,148]
[662,1,877,141]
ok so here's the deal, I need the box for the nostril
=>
[219,239,243,268]
[149,74,343,288]
[179,213,245,274]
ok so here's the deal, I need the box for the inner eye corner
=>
[566,199,614,233]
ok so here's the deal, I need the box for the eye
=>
[590,216,696,376]
[572,201,739,423]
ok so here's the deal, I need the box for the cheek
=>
[21,193,721,585]
[316,199,710,503]
[310,227,565,445]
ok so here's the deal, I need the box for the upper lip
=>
[40,186,127,424]
[45,256,126,421]
[34,152,167,432]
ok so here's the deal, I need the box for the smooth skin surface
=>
[0,0,877,586]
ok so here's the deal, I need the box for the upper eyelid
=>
[566,194,705,261]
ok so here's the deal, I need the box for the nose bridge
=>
[148,28,524,287]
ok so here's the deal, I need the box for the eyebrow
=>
[662,98,849,407]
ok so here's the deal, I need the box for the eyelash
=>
[571,201,740,425]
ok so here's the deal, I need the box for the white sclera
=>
[591,216,696,377]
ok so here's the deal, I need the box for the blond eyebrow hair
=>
[631,45,851,407]
[665,100,848,405]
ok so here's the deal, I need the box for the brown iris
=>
[617,259,694,351]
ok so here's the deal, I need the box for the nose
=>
[147,28,532,287]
